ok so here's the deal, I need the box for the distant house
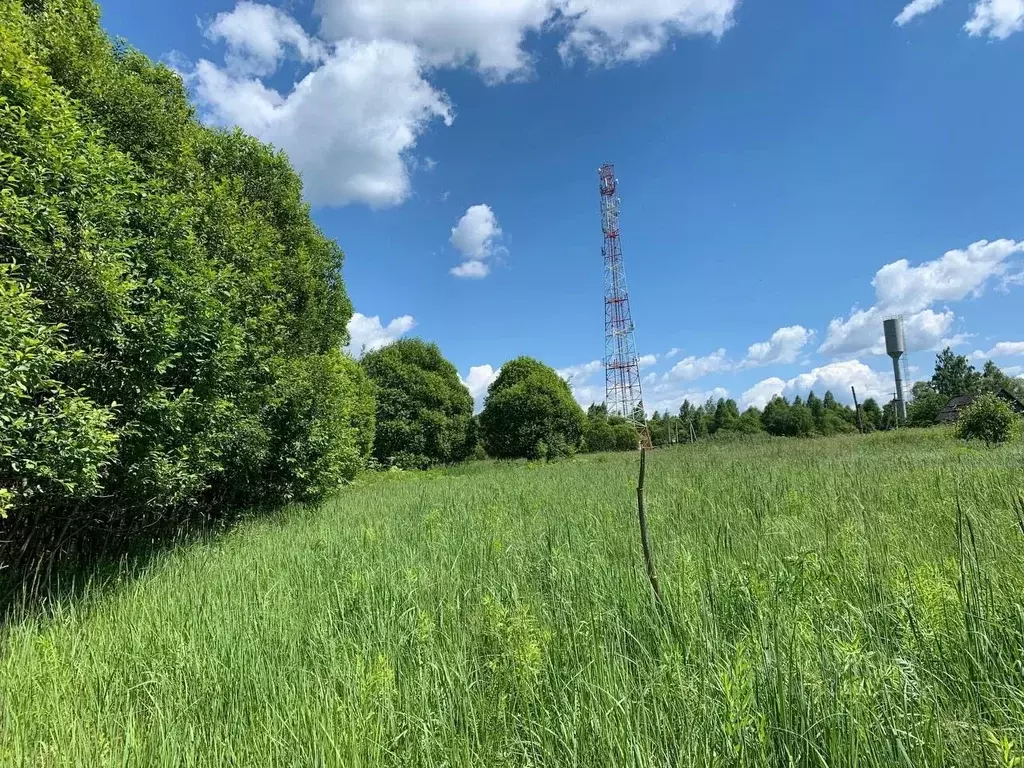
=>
[937,389,1024,423]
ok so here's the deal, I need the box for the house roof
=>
[937,388,1024,422]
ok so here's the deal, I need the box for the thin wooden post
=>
[851,386,864,434]
[636,447,663,605]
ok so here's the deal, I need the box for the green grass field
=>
[2,431,1023,767]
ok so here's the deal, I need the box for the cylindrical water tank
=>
[883,317,905,359]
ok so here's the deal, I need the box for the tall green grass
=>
[2,431,1023,766]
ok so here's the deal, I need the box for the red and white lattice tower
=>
[600,163,652,449]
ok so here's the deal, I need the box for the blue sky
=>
[96,0,1024,412]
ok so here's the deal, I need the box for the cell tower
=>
[600,163,652,448]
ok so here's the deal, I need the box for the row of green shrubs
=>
[362,344,587,466]
[1,0,376,565]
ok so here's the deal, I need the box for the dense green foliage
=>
[481,357,585,459]
[0,0,364,558]
[931,347,982,399]
[0,265,117,519]
[3,432,1024,766]
[955,393,1021,446]
[907,381,948,427]
[651,391,856,446]
[361,339,474,469]
[582,404,641,452]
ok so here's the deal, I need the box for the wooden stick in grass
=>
[636,447,663,605]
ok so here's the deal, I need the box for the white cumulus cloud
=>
[345,312,416,356]
[461,364,501,411]
[450,204,505,278]
[558,0,740,64]
[740,377,787,411]
[314,0,551,81]
[316,0,740,77]
[973,341,1024,358]
[667,348,729,381]
[819,239,1024,358]
[638,354,658,368]
[557,360,603,382]
[742,325,814,367]
[965,0,1024,38]
[206,1,326,75]
[895,0,945,26]
[190,4,452,209]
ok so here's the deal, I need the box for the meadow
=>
[2,430,1023,767]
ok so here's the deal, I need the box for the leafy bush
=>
[955,394,1020,446]
[0,0,365,562]
[0,266,117,519]
[480,357,585,460]
[361,339,474,469]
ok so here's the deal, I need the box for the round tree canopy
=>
[480,357,585,460]
[361,339,474,468]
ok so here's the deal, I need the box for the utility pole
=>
[851,386,864,434]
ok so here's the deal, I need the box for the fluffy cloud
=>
[191,5,452,208]
[819,239,1024,357]
[461,364,500,410]
[555,360,604,408]
[742,325,814,367]
[345,312,416,356]
[667,348,729,381]
[450,204,505,278]
[894,0,945,26]
[450,260,491,279]
[557,360,603,382]
[741,360,891,410]
[206,1,326,74]
[316,0,739,77]
[637,354,658,368]
[558,0,739,63]
[315,0,551,80]
[973,341,1024,358]
[965,0,1024,39]
[666,348,682,359]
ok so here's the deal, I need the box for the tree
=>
[980,360,1024,400]
[955,393,1020,446]
[931,347,982,399]
[807,391,824,429]
[609,417,642,451]
[361,339,474,469]
[582,413,616,453]
[713,398,740,433]
[762,396,791,436]
[732,407,764,435]
[788,401,816,436]
[862,398,883,431]
[480,357,585,460]
[906,381,946,427]
[1,0,366,566]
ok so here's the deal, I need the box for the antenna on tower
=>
[600,163,652,449]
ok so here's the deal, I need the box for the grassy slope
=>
[2,431,1023,767]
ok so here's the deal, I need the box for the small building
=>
[937,389,1024,423]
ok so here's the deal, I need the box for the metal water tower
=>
[883,316,907,422]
